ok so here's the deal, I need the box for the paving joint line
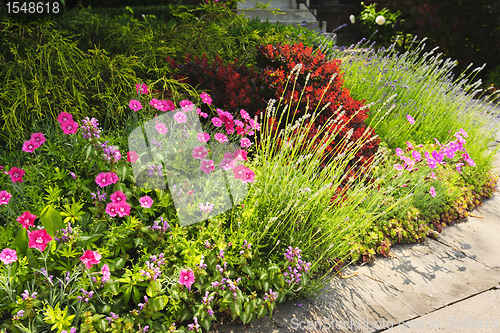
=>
[433,237,497,269]
[375,285,500,332]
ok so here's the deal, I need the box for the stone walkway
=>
[211,102,500,333]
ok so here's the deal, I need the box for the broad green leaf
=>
[229,301,241,316]
[257,305,268,318]
[200,317,212,332]
[16,227,28,256]
[114,257,126,270]
[179,309,192,322]
[40,205,62,237]
[132,286,140,304]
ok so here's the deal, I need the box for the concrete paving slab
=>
[383,290,500,333]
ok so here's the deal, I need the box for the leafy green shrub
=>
[358,1,401,44]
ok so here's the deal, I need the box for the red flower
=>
[28,229,52,252]
[79,250,102,269]
[127,151,139,163]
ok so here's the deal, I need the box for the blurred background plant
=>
[357,1,401,46]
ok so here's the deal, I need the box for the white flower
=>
[375,15,386,25]
[349,15,355,24]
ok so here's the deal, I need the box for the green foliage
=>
[358,2,401,44]
[42,302,75,333]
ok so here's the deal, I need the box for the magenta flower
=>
[179,269,195,290]
[200,159,215,174]
[192,146,209,160]
[200,92,212,105]
[61,121,79,135]
[220,157,235,171]
[429,187,436,198]
[248,119,260,131]
[127,151,140,163]
[110,191,127,203]
[105,202,118,217]
[429,171,437,180]
[233,164,247,180]
[395,148,403,156]
[412,150,421,162]
[116,201,131,217]
[427,158,437,169]
[139,196,153,208]
[136,83,149,95]
[0,248,17,265]
[196,133,210,143]
[240,109,251,120]
[394,164,404,171]
[407,115,415,124]
[406,141,414,149]
[7,167,25,183]
[28,229,52,252]
[22,139,39,153]
[243,168,255,183]
[95,172,111,188]
[211,117,223,127]
[0,191,12,205]
[459,128,468,138]
[149,98,163,110]
[30,133,46,145]
[240,138,252,149]
[101,264,110,283]
[180,100,194,112]
[129,99,143,112]
[155,123,168,135]
[214,133,228,143]
[80,250,102,269]
[196,107,208,118]
[16,211,37,229]
[199,202,214,213]
[233,149,248,161]
[456,163,464,174]
[57,112,73,124]
[160,100,175,111]
[173,111,187,123]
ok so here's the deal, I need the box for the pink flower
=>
[429,187,436,198]
[155,123,168,135]
[219,157,235,170]
[101,264,110,283]
[211,117,223,127]
[61,121,79,135]
[240,109,251,120]
[116,201,131,217]
[412,150,421,162]
[240,138,252,149]
[129,99,143,112]
[214,133,228,143]
[200,159,215,174]
[28,229,52,252]
[95,172,117,188]
[0,191,12,205]
[22,139,39,153]
[80,250,102,269]
[16,211,37,229]
[110,191,127,203]
[407,115,415,124]
[192,146,209,160]
[127,151,139,163]
[200,92,212,105]
[30,133,46,145]
[233,149,248,161]
[139,195,153,208]
[243,168,255,183]
[7,167,25,183]
[187,190,194,195]
[149,98,164,110]
[456,163,464,174]
[180,100,194,112]
[459,128,468,138]
[136,83,149,95]
[429,171,437,180]
[173,111,187,123]
[57,112,73,124]
[395,148,403,157]
[196,108,208,118]
[248,119,260,131]
[196,133,210,143]
[427,158,437,169]
[406,141,414,150]
[0,248,17,265]
[394,164,404,171]
[234,120,244,128]
[233,164,247,180]
[160,100,175,111]
[105,202,118,217]
[462,153,475,167]
[179,269,195,290]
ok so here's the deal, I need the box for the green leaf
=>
[134,238,144,248]
[123,287,131,304]
[256,305,267,318]
[132,286,140,304]
[16,227,28,256]
[40,205,62,237]
[241,266,255,279]
[85,144,92,159]
[200,317,212,332]
[114,257,126,270]
[179,309,192,322]
[229,301,242,316]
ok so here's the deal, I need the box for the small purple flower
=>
[69,172,76,179]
